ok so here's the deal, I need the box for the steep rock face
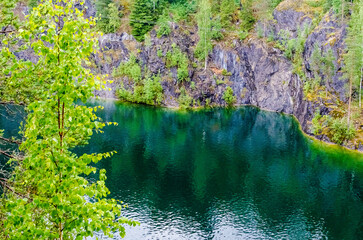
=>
[303,13,347,101]
[210,42,313,132]
[270,9,312,39]
[98,10,347,133]
[9,2,349,138]
[98,30,315,131]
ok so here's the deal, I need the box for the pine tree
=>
[343,0,363,123]
[239,0,255,32]
[96,0,112,30]
[28,0,39,10]
[130,0,165,41]
[95,0,123,33]
[195,0,212,70]
[220,0,235,28]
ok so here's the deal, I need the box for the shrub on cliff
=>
[223,86,236,107]
[165,45,189,82]
[96,0,123,33]
[113,54,142,82]
[118,75,164,105]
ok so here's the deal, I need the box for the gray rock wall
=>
[97,9,349,134]
[8,2,350,138]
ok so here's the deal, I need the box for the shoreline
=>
[94,97,363,155]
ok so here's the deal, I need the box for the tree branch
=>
[0,136,21,145]
[0,150,14,158]
[0,178,33,201]
[0,101,25,106]
[0,30,14,34]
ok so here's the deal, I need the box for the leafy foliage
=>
[28,0,39,10]
[0,0,19,29]
[329,117,356,145]
[108,2,123,32]
[321,49,336,91]
[0,1,138,239]
[269,0,283,9]
[156,11,172,37]
[169,0,197,22]
[211,17,224,40]
[323,0,350,16]
[195,0,212,67]
[311,110,356,145]
[0,0,20,101]
[113,53,142,82]
[96,0,124,33]
[223,86,236,106]
[238,30,249,40]
[178,86,192,109]
[118,75,164,105]
[130,0,165,41]
[311,109,323,135]
[165,44,189,81]
[220,0,235,28]
[239,0,255,32]
[342,0,363,111]
[221,69,232,76]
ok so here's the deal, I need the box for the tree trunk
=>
[348,75,352,126]
[59,222,63,240]
[359,66,362,109]
[204,11,207,71]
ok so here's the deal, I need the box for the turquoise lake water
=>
[1,101,363,239]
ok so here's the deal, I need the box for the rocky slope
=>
[94,7,348,137]
[10,1,351,145]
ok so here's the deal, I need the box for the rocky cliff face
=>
[10,2,349,138]
[94,8,348,135]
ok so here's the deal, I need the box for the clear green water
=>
[2,101,363,239]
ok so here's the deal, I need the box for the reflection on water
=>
[0,105,25,164]
[2,101,363,239]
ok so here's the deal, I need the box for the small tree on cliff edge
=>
[196,0,212,70]
[343,0,363,125]
[0,0,138,239]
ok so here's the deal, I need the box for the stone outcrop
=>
[94,8,348,136]
[9,2,350,140]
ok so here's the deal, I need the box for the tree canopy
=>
[0,0,138,239]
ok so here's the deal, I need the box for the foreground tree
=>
[0,0,138,239]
